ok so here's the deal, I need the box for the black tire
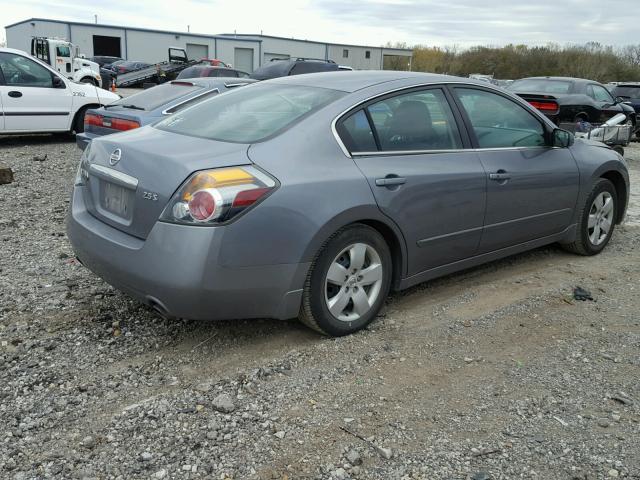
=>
[72,106,90,134]
[80,77,96,85]
[299,224,392,336]
[562,178,617,256]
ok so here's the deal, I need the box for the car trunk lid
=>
[82,126,252,239]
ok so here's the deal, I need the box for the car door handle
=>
[489,171,511,181]
[8,91,22,98]
[375,176,406,187]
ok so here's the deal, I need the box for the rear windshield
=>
[156,84,344,143]
[614,86,640,99]
[109,82,203,111]
[508,79,573,94]
[178,66,206,79]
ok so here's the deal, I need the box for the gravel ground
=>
[0,135,639,480]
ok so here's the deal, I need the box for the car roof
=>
[515,76,600,84]
[175,77,256,88]
[263,70,470,92]
[0,47,31,56]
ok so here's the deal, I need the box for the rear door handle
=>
[375,176,406,186]
[8,91,22,98]
[489,172,511,181]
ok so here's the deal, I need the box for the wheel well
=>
[71,104,99,132]
[357,219,404,291]
[80,77,96,85]
[574,112,589,122]
[601,171,627,224]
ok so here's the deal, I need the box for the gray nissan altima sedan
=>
[67,71,630,336]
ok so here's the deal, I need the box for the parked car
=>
[250,58,340,80]
[67,71,629,336]
[199,58,230,67]
[109,60,152,74]
[608,82,640,137]
[0,47,119,134]
[76,77,255,150]
[507,76,636,131]
[176,66,250,80]
[90,56,123,68]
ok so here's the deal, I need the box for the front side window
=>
[157,84,344,143]
[0,53,53,88]
[455,88,546,148]
[588,85,614,103]
[368,89,462,151]
[56,45,71,57]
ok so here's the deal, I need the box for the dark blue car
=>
[76,77,256,150]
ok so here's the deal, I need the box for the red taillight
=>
[160,167,277,226]
[232,187,271,208]
[118,66,125,73]
[528,100,559,114]
[109,118,140,131]
[188,189,218,222]
[84,113,102,127]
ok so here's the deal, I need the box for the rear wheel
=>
[562,178,617,256]
[299,224,392,336]
[80,77,97,85]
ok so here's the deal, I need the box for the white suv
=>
[0,48,120,134]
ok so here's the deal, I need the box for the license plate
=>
[102,182,130,218]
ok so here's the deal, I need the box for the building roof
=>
[4,18,260,43]
[5,18,413,54]
[219,33,413,53]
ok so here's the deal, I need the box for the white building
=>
[5,18,413,73]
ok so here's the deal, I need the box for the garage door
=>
[264,52,290,63]
[186,43,209,61]
[234,48,254,73]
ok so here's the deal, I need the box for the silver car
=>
[67,71,629,336]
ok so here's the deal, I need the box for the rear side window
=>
[337,88,462,153]
[109,82,203,111]
[369,89,462,151]
[157,84,344,143]
[337,110,377,152]
[455,88,546,148]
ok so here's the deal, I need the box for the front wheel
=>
[562,178,617,256]
[299,224,392,336]
[80,77,97,85]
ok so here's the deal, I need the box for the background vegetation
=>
[384,43,640,82]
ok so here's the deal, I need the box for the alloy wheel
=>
[324,243,383,322]
[588,191,614,246]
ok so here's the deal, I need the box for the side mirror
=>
[52,76,66,89]
[553,128,574,148]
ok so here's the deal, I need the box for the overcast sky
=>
[1,0,638,48]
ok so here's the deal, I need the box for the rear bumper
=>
[66,186,308,320]
[76,132,97,151]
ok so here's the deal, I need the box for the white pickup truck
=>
[0,47,120,134]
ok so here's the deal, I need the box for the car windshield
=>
[109,82,203,111]
[156,84,344,143]
[614,86,640,99]
[508,79,572,94]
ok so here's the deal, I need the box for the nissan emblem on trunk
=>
[109,149,122,166]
